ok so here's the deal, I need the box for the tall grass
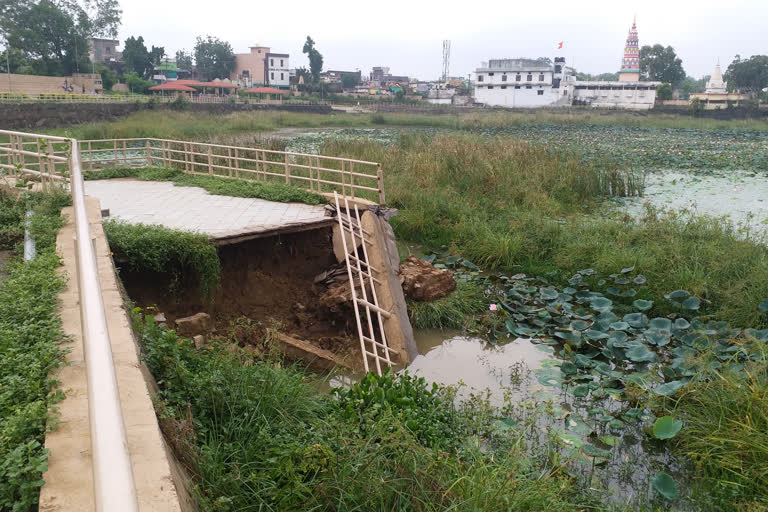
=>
[45,109,768,143]
[134,314,600,511]
[669,350,768,509]
[323,134,768,327]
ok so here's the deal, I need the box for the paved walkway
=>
[84,180,331,242]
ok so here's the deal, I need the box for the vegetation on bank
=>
[134,313,601,511]
[323,134,768,327]
[48,109,768,142]
[84,167,327,205]
[103,220,221,299]
[408,280,488,329]
[0,189,69,512]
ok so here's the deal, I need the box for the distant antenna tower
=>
[442,40,451,82]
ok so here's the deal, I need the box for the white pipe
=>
[23,209,36,261]
[70,140,139,512]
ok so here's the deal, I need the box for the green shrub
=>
[408,280,488,329]
[103,221,221,299]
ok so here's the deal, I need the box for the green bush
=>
[103,220,221,299]
[0,193,68,511]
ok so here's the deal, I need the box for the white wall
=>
[572,84,657,110]
[474,84,559,107]
[267,56,290,88]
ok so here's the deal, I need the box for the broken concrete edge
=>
[209,218,336,247]
[40,196,187,512]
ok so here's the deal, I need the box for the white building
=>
[473,58,574,108]
[572,81,659,110]
[265,53,290,88]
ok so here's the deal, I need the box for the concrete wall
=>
[0,102,332,129]
[474,84,558,108]
[232,47,269,86]
[0,73,103,95]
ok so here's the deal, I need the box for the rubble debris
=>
[175,312,213,337]
[193,335,206,349]
[399,255,456,302]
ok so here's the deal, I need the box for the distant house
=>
[689,62,749,109]
[231,46,290,89]
[320,70,362,86]
[88,38,121,64]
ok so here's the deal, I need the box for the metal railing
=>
[0,130,139,512]
[79,137,386,204]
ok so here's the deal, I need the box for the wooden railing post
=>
[207,146,213,175]
[377,164,385,204]
[284,153,290,185]
[145,140,152,166]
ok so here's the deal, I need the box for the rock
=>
[319,280,372,313]
[154,312,167,327]
[175,312,213,337]
[193,335,206,349]
[399,255,456,302]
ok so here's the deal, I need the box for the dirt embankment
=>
[119,227,361,359]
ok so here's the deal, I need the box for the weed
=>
[103,220,221,300]
[408,280,488,329]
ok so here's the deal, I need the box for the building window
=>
[489,72,494,76]
[281,73,284,80]
[539,74,544,81]
[270,59,274,66]
[527,74,532,81]
[554,65,562,73]
[515,85,521,89]
[515,75,521,82]
[488,86,494,89]
[526,85,532,89]
[271,72,274,80]
[537,90,544,95]
[280,59,284,67]
[502,74,507,82]
[501,85,507,89]
[478,75,484,82]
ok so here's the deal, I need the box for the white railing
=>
[79,137,386,204]
[0,130,139,512]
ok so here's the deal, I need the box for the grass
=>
[133,312,601,511]
[44,109,768,143]
[668,349,768,510]
[322,134,768,327]
[83,167,327,205]
[408,280,488,329]
[103,220,221,300]
[0,189,70,512]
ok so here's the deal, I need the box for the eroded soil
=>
[119,227,362,361]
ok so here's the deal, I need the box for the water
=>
[620,169,768,237]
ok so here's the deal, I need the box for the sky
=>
[119,0,767,80]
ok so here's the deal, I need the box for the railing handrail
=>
[0,129,139,512]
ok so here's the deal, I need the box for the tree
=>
[122,71,152,94]
[639,44,686,85]
[302,36,323,83]
[724,55,768,97]
[175,49,193,70]
[0,46,29,74]
[341,73,359,89]
[0,0,121,75]
[95,62,116,90]
[193,35,235,81]
[656,83,673,100]
[150,45,165,68]
[122,35,152,78]
[678,75,707,100]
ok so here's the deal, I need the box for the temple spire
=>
[618,17,641,82]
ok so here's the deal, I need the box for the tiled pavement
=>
[84,180,330,240]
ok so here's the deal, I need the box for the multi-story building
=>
[231,46,290,89]
[472,19,660,110]
[87,38,121,64]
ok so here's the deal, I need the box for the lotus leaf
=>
[653,416,683,440]
[667,290,690,301]
[760,298,768,313]
[565,414,594,436]
[586,329,609,340]
[652,472,679,501]
[590,297,613,311]
[540,288,559,300]
[536,368,563,387]
[560,361,578,375]
[559,433,584,448]
[583,443,612,458]
[570,320,590,331]
[610,321,630,331]
[632,299,653,311]
[608,419,625,430]
[571,384,590,397]
[599,435,620,446]
[626,344,657,363]
[633,275,647,285]
[646,330,671,346]
[620,266,635,274]
[653,380,686,396]
[682,296,701,310]
[623,312,649,328]
[673,318,690,330]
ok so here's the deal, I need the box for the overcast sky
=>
[119,0,766,80]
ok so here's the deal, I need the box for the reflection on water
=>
[408,330,553,405]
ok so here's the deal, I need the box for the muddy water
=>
[408,329,554,405]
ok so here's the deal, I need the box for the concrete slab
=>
[84,179,333,243]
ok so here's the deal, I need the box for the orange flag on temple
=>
[557,42,564,49]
